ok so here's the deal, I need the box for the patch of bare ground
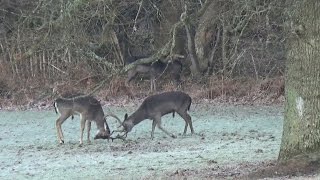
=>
[155,154,320,180]
[153,160,319,180]
[154,161,276,179]
[243,153,320,179]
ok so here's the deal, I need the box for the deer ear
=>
[124,113,128,120]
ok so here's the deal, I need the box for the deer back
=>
[55,96,104,119]
[144,91,191,116]
[150,60,182,80]
[122,91,191,133]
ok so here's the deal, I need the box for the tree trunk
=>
[184,23,201,74]
[279,0,320,160]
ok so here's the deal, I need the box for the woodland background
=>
[0,0,286,107]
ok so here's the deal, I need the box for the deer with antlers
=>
[54,95,111,145]
[109,91,195,139]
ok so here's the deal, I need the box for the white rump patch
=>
[296,96,304,117]
[54,102,61,114]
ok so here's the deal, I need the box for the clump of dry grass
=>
[0,73,285,110]
[95,75,285,106]
[185,76,284,105]
[103,77,133,100]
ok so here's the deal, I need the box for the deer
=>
[109,91,194,139]
[126,56,183,92]
[54,95,111,145]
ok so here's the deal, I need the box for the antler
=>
[109,133,127,142]
[104,111,128,140]
[105,111,123,128]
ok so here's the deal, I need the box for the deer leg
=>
[177,111,194,135]
[150,75,156,92]
[86,120,91,144]
[126,70,137,86]
[55,113,69,144]
[151,120,157,139]
[79,115,86,145]
[174,74,182,89]
[155,117,176,138]
[183,120,188,135]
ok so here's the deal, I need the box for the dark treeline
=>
[0,0,286,99]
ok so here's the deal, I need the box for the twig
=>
[132,0,144,33]
[251,53,259,80]
[47,63,68,75]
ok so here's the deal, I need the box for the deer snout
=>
[94,131,110,140]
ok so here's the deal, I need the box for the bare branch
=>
[132,0,144,33]
[47,63,68,75]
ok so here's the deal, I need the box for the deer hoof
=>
[59,140,64,144]
[171,134,177,138]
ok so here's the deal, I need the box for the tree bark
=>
[180,5,201,75]
[194,0,215,72]
[279,0,320,160]
[184,23,201,74]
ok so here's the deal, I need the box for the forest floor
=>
[0,77,319,179]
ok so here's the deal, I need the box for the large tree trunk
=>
[279,0,320,160]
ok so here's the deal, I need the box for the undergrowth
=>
[0,75,284,110]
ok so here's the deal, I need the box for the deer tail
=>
[53,101,58,114]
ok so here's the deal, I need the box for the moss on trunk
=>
[279,0,320,160]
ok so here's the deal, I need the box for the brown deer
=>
[110,91,194,139]
[126,56,183,92]
[54,95,111,145]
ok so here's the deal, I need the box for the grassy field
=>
[0,104,283,179]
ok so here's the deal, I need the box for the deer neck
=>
[131,108,148,125]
